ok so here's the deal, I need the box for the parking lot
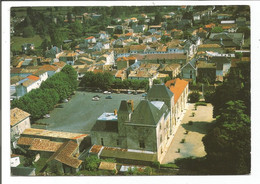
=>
[35,91,144,134]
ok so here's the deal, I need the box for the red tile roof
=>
[39,65,58,72]
[27,75,40,81]
[165,78,189,104]
[86,36,95,40]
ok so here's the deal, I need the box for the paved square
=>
[35,91,144,133]
[161,103,215,164]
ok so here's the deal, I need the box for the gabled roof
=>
[118,100,132,114]
[10,108,30,126]
[39,65,59,72]
[86,36,95,40]
[47,141,82,169]
[165,78,189,104]
[181,59,197,70]
[99,162,117,171]
[131,100,166,125]
[147,84,173,100]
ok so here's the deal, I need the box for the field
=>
[11,35,49,52]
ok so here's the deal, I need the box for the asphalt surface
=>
[35,91,144,134]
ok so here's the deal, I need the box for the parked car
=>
[92,97,100,101]
[103,91,111,94]
[63,99,69,103]
[43,114,50,118]
[105,96,112,99]
[142,93,147,97]
[93,95,101,98]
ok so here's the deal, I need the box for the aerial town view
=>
[9,5,250,176]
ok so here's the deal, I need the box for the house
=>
[17,137,63,158]
[158,63,181,78]
[210,56,231,81]
[132,24,146,33]
[138,53,187,65]
[21,128,89,146]
[91,82,189,163]
[15,75,42,98]
[10,108,31,147]
[130,44,147,54]
[85,36,96,44]
[165,78,189,123]
[39,65,60,77]
[115,69,127,81]
[45,46,62,59]
[219,23,238,33]
[198,44,224,53]
[11,154,21,167]
[207,33,244,50]
[196,61,216,84]
[181,58,197,82]
[166,40,185,54]
[47,141,82,174]
[116,56,137,70]
[32,70,48,83]
[58,51,78,65]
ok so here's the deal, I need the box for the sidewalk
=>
[161,103,215,164]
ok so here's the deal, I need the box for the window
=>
[139,140,145,148]
[190,70,193,79]
[116,139,119,146]
[101,138,104,146]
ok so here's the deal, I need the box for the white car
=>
[43,114,50,118]
[103,91,111,94]
[92,97,100,101]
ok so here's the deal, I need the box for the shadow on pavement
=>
[182,120,216,134]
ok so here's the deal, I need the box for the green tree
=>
[23,26,35,38]
[237,26,250,39]
[188,91,201,103]
[70,20,83,37]
[84,156,100,171]
[41,38,51,51]
[49,28,69,47]
[153,79,161,85]
[211,26,223,33]
[202,100,250,174]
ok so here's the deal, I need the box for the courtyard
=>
[161,103,215,164]
[35,91,144,134]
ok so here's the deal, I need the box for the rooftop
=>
[10,108,30,127]
[99,161,117,171]
[22,128,88,140]
[165,78,189,104]
[47,141,82,168]
[151,101,165,110]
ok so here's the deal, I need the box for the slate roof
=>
[118,100,132,114]
[10,108,30,127]
[147,84,173,100]
[131,100,168,126]
[91,120,118,132]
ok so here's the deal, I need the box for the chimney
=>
[114,109,117,115]
[127,100,134,112]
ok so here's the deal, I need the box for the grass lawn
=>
[11,35,50,52]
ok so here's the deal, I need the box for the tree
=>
[41,38,51,51]
[70,20,83,37]
[49,28,69,47]
[211,26,223,33]
[237,26,250,39]
[23,26,35,38]
[153,79,161,85]
[164,76,171,83]
[202,100,250,174]
[188,91,201,103]
[84,156,100,171]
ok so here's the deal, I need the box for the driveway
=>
[35,91,144,134]
[161,103,215,164]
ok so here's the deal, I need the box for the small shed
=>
[98,161,117,173]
